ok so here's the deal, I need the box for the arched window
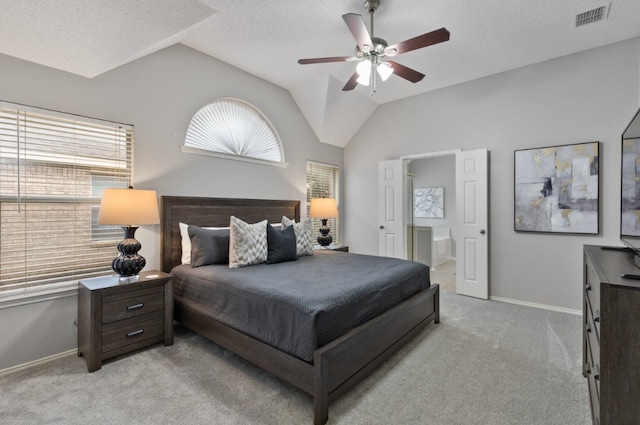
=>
[182,98,287,167]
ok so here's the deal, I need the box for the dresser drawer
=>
[585,324,600,401]
[102,286,165,324]
[586,309,600,367]
[101,310,165,354]
[585,260,600,313]
[586,356,600,425]
[585,294,600,343]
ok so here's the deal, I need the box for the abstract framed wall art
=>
[414,187,444,218]
[514,141,599,234]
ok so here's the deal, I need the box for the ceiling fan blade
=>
[387,61,425,83]
[342,72,359,91]
[385,28,450,56]
[343,13,373,52]
[298,56,354,64]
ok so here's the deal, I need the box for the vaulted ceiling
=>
[2,0,639,147]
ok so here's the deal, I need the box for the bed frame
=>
[161,196,439,424]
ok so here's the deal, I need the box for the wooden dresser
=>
[78,270,173,372]
[583,245,640,424]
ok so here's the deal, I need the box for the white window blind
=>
[306,161,340,244]
[182,98,287,168]
[0,102,134,298]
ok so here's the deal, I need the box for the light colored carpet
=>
[0,292,591,425]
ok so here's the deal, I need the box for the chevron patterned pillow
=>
[281,216,314,257]
[229,216,268,268]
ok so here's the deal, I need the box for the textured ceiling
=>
[1,0,640,147]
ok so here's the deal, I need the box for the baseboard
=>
[490,296,582,316]
[0,349,77,377]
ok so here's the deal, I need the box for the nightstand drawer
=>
[101,310,165,354]
[102,287,165,324]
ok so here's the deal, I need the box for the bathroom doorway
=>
[379,148,488,299]
[407,153,457,292]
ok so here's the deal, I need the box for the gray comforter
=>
[172,250,430,363]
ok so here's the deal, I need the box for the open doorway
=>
[406,153,457,293]
[379,148,488,299]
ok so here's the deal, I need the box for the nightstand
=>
[315,245,349,252]
[77,270,173,372]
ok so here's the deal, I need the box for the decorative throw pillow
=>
[179,222,192,264]
[281,216,314,256]
[266,223,298,264]
[188,225,230,267]
[229,216,268,268]
[179,222,229,264]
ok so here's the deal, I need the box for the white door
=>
[378,159,406,259]
[455,149,489,299]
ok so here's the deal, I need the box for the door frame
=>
[397,148,489,299]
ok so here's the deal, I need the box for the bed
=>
[161,196,440,424]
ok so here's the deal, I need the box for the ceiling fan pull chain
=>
[368,1,377,96]
[370,62,376,95]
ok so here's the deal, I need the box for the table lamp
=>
[309,198,339,247]
[97,187,160,278]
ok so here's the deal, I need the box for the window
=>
[90,175,129,242]
[182,98,287,167]
[0,102,134,298]
[306,161,340,245]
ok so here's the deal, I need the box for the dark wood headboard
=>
[161,196,301,273]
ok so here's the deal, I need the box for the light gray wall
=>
[0,44,342,371]
[345,37,640,312]
[408,156,456,257]
[2,37,640,371]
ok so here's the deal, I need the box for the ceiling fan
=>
[298,0,450,95]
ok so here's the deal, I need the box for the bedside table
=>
[77,270,173,372]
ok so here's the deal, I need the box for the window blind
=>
[0,102,134,297]
[306,161,340,245]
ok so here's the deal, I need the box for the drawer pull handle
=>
[586,325,591,333]
[586,284,592,291]
[127,303,144,311]
[127,329,144,337]
[594,316,600,323]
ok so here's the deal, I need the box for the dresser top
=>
[585,245,640,289]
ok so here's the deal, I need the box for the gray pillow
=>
[266,223,298,264]
[188,225,230,267]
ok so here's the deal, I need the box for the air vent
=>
[575,3,610,27]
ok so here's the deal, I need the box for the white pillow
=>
[281,216,314,256]
[229,216,268,268]
[179,222,229,264]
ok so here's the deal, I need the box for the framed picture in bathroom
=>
[514,141,599,234]
[414,187,444,218]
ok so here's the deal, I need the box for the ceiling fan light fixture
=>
[377,62,393,81]
[356,60,372,85]
[298,0,451,94]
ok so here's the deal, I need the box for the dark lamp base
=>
[112,226,146,277]
[317,219,333,247]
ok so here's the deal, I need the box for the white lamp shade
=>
[377,62,393,81]
[309,198,339,219]
[98,188,160,226]
[356,60,371,86]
